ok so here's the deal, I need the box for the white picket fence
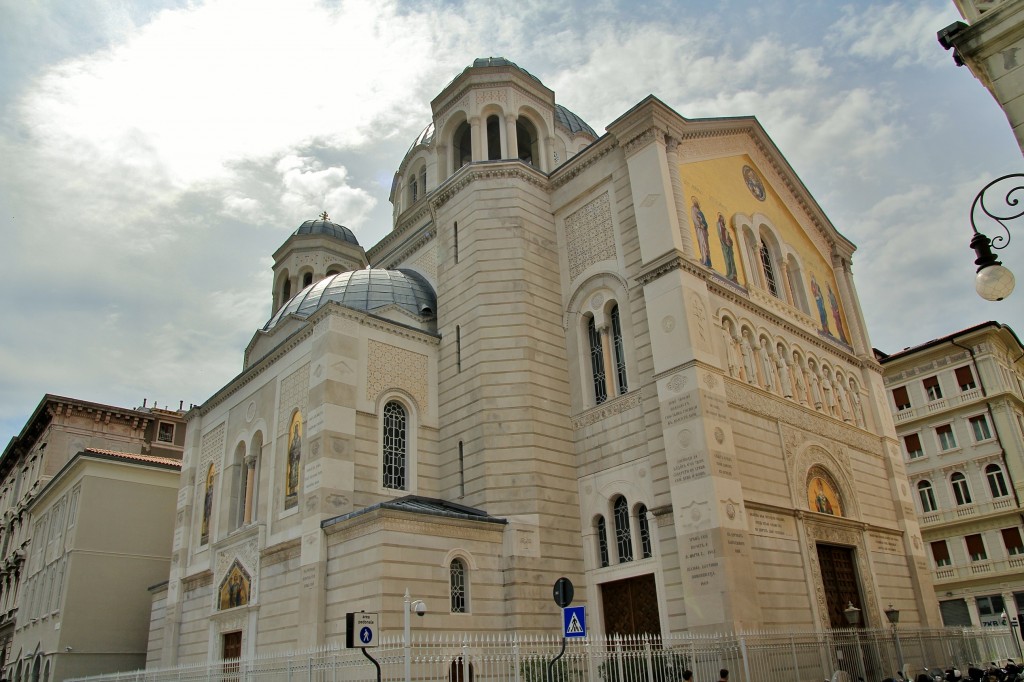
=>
[69,627,1021,682]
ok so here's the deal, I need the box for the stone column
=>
[505,114,518,161]
[470,116,483,162]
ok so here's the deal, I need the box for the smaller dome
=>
[264,268,436,331]
[555,104,598,138]
[293,215,359,246]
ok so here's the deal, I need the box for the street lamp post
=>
[885,604,904,676]
[968,173,1022,301]
[844,601,868,682]
[403,589,426,682]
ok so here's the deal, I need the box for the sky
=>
[1,0,1022,446]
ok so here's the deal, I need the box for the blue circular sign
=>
[360,626,373,643]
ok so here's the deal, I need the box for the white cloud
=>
[830,1,958,68]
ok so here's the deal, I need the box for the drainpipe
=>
[950,338,1022,510]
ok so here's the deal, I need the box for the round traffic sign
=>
[553,577,574,608]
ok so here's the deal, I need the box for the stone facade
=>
[150,58,941,667]
[880,322,1024,627]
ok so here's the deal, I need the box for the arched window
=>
[611,305,628,395]
[986,463,1009,498]
[587,316,607,404]
[450,559,467,613]
[759,238,779,297]
[383,401,407,490]
[951,472,972,506]
[613,495,632,563]
[597,516,609,567]
[637,504,652,558]
[419,167,427,196]
[917,480,937,513]
[516,118,538,166]
[486,115,501,160]
[302,272,313,288]
[454,122,472,170]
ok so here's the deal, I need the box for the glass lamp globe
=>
[975,264,1016,301]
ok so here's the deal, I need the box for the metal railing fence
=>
[68,626,1020,682]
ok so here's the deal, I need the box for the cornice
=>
[181,569,213,592]
[430,162,550,211]
[549,138,618,190]
[260,537,301,566]
[375,222,436,271]
[433,78,554,122]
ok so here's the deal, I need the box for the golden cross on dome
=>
[319,211,329,221]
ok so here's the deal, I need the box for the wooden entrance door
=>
[600,573,661,636]
[223,631,242,679]
[817,544,861,628]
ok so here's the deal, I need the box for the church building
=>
[148,57,940,665]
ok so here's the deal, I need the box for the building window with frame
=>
[588,316,608,404]
[918,480,938,513]
[450,559,467,613]
[157,422,175,443]
[1001,527,1024,556]
[936,424,957,451]
[759,239,780,298]
[904,433,924,459]
[986,463,1009,498]
[613,495,633,563]
[965,533,987,562]
[970,414,992,442]
[610,305,628,395]
[597,516,609,568]
[382,401,407,490]
[929,540,950,565]
[637,504,652,559]
[951,472,973,506]
[923,376,942,401]
[892,386,911,411]
[955,365,977,391]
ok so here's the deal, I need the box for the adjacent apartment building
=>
[0,396,186,679]
[879,322,1024,626]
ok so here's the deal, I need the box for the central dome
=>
[264,269,436,331]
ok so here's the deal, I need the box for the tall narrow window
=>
[611,305,628,395]
[453,222,459,264]
[986,464,1009,498]
[597,516,609,567]
[458,441,465,498]
[450,559,467,613]
[931,540,951,567]
[637,504,652,559]
[409,175,418,203]
[923,376,942,401]
[892,386,911,411]
[955,366,977,391]
[454,122,472,169]
[486,115,501,160]
[970,415,992,441]
[516,118,538,166]
[951,472,972,506]
[918,480,937,512]
[759,239,779,297]
[588,316,608,404]
[613,496,633,563]
[937,424,957,451]
[456,325,462,372]
[1001,527,1024,556]
[904,433,924,459]
[303,272,313,288]
[965,533,987,562]
[382,401,407,490]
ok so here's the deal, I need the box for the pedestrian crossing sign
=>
[563,606,586,638]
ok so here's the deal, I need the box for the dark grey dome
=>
[293,218,359,246]
[555,104,597,138]
[264,269,436,331]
